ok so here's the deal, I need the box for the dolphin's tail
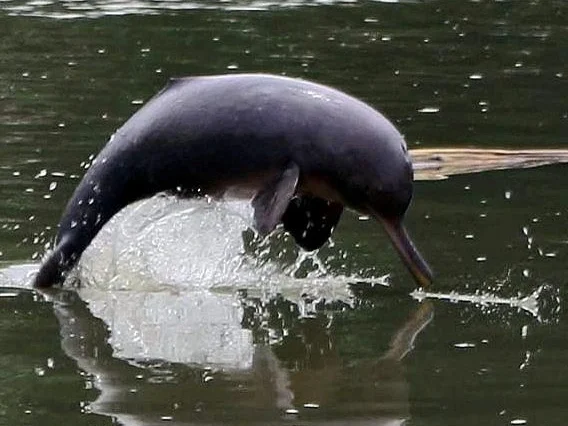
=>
[32,154,144,288]
[33,235,77,287]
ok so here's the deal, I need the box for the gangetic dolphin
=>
[33,74,433,288]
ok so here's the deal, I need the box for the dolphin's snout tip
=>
[378,217,433,288]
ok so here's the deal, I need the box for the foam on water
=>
[73,195,375,301]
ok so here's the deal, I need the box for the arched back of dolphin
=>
[33,73,432,288]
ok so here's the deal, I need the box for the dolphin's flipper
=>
[252,163,300,236]
[282,196,343,251]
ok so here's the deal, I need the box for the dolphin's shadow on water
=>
[39,285,433,426]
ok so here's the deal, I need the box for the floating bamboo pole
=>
[410,148,568,180]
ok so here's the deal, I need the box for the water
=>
[1,1,567,425]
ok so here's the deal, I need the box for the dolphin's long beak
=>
[377,216,433,288]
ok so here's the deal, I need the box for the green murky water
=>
[1,1,567,425]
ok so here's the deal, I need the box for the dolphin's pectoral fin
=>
[282,195,343,251]
[252,163,300,236]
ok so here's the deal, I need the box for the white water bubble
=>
[35,169,47,179]
[454,342,476,348]
[418,106,440,113]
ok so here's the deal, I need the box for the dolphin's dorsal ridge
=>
[252,163,300,236]
[282,196,343,251]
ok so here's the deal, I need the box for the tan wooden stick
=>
[410,148,568,180]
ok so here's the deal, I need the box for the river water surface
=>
[1,1,567,425]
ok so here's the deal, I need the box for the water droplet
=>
[454,342,476,348]
[418,107,440,113]
[35,169,47,179]
[476,256,487,262]
[505,190,512,199]
[304,403,320,409]
[12,171,20,176]
[131,99,144,105]
[227,64,239,70]
[49,182,57,191]
[469,73,483,80]
[510,420,527,425]
[521,325,528,338]
[285,409,299,415]
[465,234,474,239]
[70,220,78,229]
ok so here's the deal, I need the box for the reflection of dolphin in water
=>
[41,286,433,425]
[33,73,432,289]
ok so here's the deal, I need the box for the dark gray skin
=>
[33,74,433,288]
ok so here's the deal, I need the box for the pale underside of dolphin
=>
[33,73,434,288]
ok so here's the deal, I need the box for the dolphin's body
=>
[33,74,432,288]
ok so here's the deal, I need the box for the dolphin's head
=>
[336,131,433,288]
